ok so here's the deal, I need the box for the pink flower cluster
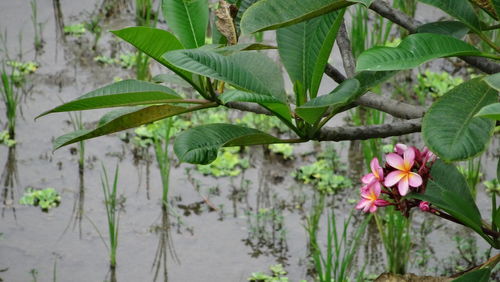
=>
[356,144,436,215]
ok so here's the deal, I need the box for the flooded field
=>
[0,1,498,281]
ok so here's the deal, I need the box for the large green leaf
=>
[240,0,354,34]
[38,80,180,117]
[452,268,492,282]
[410,160,488,242]
[53,104,197,149]
[162,0,209,49]
[423,78,497,161]
[356,33,485,71]
[111,27,192,82]
[219,89,292,122]
[164,49,287,102]
[235,0,259,33]
[277,9,345,99]
[494,0,500,20]
[484,72,500,91]
[419,0,481,33]
[174,123,283,164]
[416,21,469,39]
[475,103,500,120]
[295,79,360,124]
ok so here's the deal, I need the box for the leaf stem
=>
[477,32,500,53]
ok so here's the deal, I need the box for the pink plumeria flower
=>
[421,147,436,164]
[384,149,423,196]
[356,183,389,213]
[394,143,408,155]
[360,158,384,193]
[419,201,430,212]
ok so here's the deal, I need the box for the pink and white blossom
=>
[384,149,423,196]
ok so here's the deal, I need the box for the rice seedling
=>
[307,204,371,282]
[100,164,122,268]
[153,119,174,207]
[30,0,44,52]
[374,206,412,274]
[1,65,19,139]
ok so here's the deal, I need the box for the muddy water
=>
[0,1,498,282]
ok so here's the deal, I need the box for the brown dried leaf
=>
[215,0,238,45]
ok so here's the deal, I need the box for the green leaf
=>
[219,89,292,122]
[53,104,196,149]
[111,27,192,82]
[484,72,500,91]
[410,160,488,241]
[494,0,500,20]
[419,0,481,33]
[174,123,283,164]
[296,79,360,124]
[38,80,181,117]
[356,33,484,71]
[423,78,497,161]
[416,21,469,39]
[277,9,345,99]
[162,0,209,49]
[240,0,353,34]
[475,103,500,120]
[452,268,492,282]
[164,49,287,102]
[235,0,259,33]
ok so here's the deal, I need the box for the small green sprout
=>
[63,23,86,36]
[19,187,61,212]
[293,159,352,194]
[268,144,294,159]
[197,147,249,177]
[0,130,16,147]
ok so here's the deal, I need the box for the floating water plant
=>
[19,187,61,212]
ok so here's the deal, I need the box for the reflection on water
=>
[62,161,85,239]
[1,146,18,218]
[151,206,178,282]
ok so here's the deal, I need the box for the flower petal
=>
[369,205,377,213]
[386,153,405,170]
[384,171,405,187]
[408,172,423,187]
[361,173,375,185]
[371,181,381,196]
[398,176,409,196]
[395,143,408,155]
[370,158,383,180]
[403,148,415,169]
[356,199,368,210]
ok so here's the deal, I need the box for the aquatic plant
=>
[100,165,122,268]
[308,208,371,282]
[197,147,249,177]
[30,0,44,52]
[247,264,301,282]
[63,24,86,37]
[6,60,39,87]
[268,143,293,159]
[19,187,61,212]
[293,154,352,194]
[0,67,19,138]
[413,70,464,104]
[0,130,16,147]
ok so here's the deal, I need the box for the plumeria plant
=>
[37,0,500,278]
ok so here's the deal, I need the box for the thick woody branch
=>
[369,0,500,74]
[225,101,422,141]
[226,101,272,115]
[324,64,425,119]
[337,21,356,77]
[318,119,421,141]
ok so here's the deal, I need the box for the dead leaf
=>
[215,0,238,45]
[375,273,451,282]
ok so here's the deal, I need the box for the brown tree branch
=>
[337,20,356,77]
[318,119,421,141]
[324,64,425,119]
[369,0,500,74]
